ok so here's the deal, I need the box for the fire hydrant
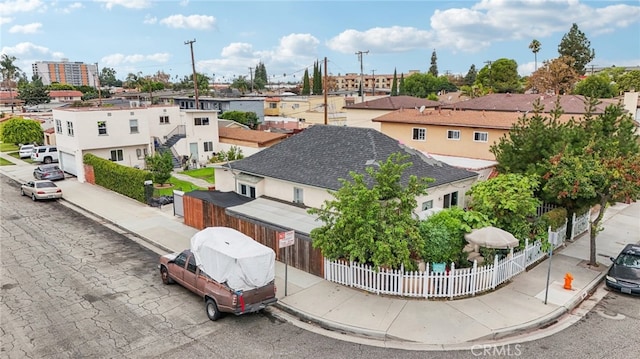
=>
[564,272,574,290]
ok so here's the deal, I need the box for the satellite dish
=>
[419,105,426,114]
[448,96,452,101]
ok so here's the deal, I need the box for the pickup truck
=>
[159,249,277,321]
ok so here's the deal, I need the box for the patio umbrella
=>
[464,226,520,249]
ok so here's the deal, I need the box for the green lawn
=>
[0,157,15,166]
[154,176,208,196]
[0,142,18,152]
[182,167,215,183]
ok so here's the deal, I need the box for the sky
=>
[1,0,639,84]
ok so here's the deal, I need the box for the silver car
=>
[20,180,63,201]
[33,164,65,181]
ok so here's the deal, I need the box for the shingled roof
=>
[442,93,607,114]
[344,95,441,110]
[229,125,477,191]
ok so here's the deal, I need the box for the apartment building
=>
[32,60,98,87]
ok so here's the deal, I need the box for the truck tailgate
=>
[234,281,277,315]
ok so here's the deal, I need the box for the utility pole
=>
[371,69,376,95]
[355,50,369,102]
[185,39,199,110]
[95,62,102,107]
[484,60,493,92]
[324,57,328,125]
[249,67,254,93]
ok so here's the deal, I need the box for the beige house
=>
[343,95,441,131]
[264,95,347,126]
[373,93,609,162]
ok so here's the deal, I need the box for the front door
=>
[189,142,198,167]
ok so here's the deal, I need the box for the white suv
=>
[31,146,59,164]
[19,144,36,158]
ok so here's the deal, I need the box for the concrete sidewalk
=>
[1,152,638,350]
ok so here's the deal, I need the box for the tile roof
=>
[344,95,441,110]
[372,108,524,129]
[218,127,288,145]
[229,125,477,191]
[49,90,83,97]
[442,93,607,114]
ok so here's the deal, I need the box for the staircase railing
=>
[163,125,186,141]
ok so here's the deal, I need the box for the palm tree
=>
[0,54,22,112]
[529,39,541,71]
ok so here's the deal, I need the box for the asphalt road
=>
[1,173,638,359]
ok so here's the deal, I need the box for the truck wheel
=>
[160,266,173,285]
[205,298,221,321]
[44,157,52,164]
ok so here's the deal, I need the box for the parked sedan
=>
[33,164,65,181]
[19,144,35,158]
[20,180,63,201]
[606,244,640,295]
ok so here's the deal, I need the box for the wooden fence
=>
[324,239,546,299]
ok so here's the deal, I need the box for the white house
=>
[53,103,219,182]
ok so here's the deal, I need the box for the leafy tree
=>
[542,103,640,265]
[476,58,520,93]
[309,153,433,270]
[215,145,244,162]
[558,23,595,76]
[398,73,405,95]
[301,69,311,95]
[573,73,617,98]
[139,78,166,104]
[616,70,640,92]
[230,76,249,94]
[219,110,259,129]
[418,207,491,265]
[99,67,122,87]
[123,72,142,90]
[526,56,580,95]
[48,83,75,90]
[403,72,454,98]
[463,64,477,86]
[145,151,173,185]
[529,39,542,71]
[254,61,268,90]
[467,174,541,242]
[17,76,50,106]
[0,54,21,89]
[428,49,438,77]
[0,117,43,145]
[390,68,398,96]
[312,60,322,95]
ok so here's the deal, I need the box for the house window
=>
[110,149,124,162]
[136,149,143,159]
[97,121,107,135]
[107,113,112,117]
[55,119,62,134]
[160,115,170,124]
[239,183,256,198]
[194,117,210,126]
[203,141,214,152]
[422,200,433,211]
[130,119,139,133]
[130,112,135,116]
[474,131,488,142]
[143,148,148,157]
[293,187,304,204]
[66,121,74,136]
[443,192,458,209]
[447,130,460,140]
[269,103,277,109]
[412,128,426,141]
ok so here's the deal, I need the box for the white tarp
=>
[190,227,275,291]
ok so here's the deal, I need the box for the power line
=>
[355,50,369,102]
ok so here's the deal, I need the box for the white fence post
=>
[424,263,430,299]
[491,254,499,289]
[449,262,455,300]
[471,260,478,296]
[399,263,404,295]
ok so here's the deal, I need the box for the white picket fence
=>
[571,211,590,240]
[324,239,546,299]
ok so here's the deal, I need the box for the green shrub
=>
[84,153,152,203]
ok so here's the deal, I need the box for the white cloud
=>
[58,2,84,14]
[0,0,44,16]
[277,33,320,57]
[9,23,42,34]
[327,26,432,54]
[159,14,216,30]
[0,17,13,26]
[143,15,157,25]
[1,42,52,56]
[96,0,152,10]
[429,0,640,52]
[179,0,189,6]
[220,43,254,58]
[100,52,171,67]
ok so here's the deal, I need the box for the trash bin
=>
[144,180,154,204]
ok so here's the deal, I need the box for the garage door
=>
[59,151,77,176]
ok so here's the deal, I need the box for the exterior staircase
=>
[155,125,186,168]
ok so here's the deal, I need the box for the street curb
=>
[474,270,607,342]
[273,301,393,342]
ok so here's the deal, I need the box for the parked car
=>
[605,244,640,295]
[33,164,65,181]
[19,144,36,158]
[20,180,63,201]
[31,145,59,164]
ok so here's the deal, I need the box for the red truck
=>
[158,227,278,321]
